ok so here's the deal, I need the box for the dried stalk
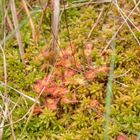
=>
[0,44,8,140]
[10,0,25,63]
[1,2,14,32]
[113,0,140,45]
[34,1,48,45]
[22,0,35,43]
[101,0,140,54]
[52,0,60,53]
[0,3,9,136]
[6,16,14,32]
[88,7,104,38]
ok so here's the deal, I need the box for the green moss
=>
[1,1,140,139]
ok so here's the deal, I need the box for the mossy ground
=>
[0,1,140,140]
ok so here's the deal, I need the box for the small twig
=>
[132,0,140,13]
[0,16,8,138]
[0,81,39,104]
[6,15,14,32]
[62,0,112,10]
[8,111,16,140]
[10,97,22,115]
[88,7,104,38]
[0,102,8,140]
[22,0,35,44]
[117,7,140,32]
[113,0,140,45]
[101,0,140,54]
[113,80,129,87]
[113,69,130,78]
[34,1,48,45]
[1,2,14,32]
[0,43,8,140]
[0,105,33,129]
[0,91,17,106]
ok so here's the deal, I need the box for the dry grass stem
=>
[0,81,39,104]
[88,7,104,38]
[101,0,140,54]
[113,0,140,45]
[10,0,25,63]
[22,0,35,43]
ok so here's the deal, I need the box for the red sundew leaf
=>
[131,135,137,140]
[51,87,69,98]
[65,76,86,86]
[64,69,76,78]
[56,59,65,67]
[85,70,96,80]
[43,75,54,85]
[89,100,99,109]
[68,44,76,53]
[56,59,72,68]
[85,66,109,80]
[33,106,43,115]
[62,44,76,57]
[75,62,82,70]
[85,43,93,50]
[42,50,50,58]
[64,78,73,85]
[64,59,72,68]
[54,69,64,81]
[61,97,78,104]
[34,77,54,94]
[62,51,71,59]
[84,43,93,57]
[42,50,55,59]
[61,91,78,104]
[45,86,57,94]
[45,98,60,110]
[34,75,56,93]
[117,134,128,140]
[96,66,110,73]
[34,78,69,98]
[34,80,44,93]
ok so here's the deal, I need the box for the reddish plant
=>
[117,134,128,140]
[34,44,110,112]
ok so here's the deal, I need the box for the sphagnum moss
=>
[0,1,140,140]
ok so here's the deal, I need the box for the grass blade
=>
[104,38,116,140]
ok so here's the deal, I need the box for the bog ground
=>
[0,0,140,140]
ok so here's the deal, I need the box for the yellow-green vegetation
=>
[0,1,140,139]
